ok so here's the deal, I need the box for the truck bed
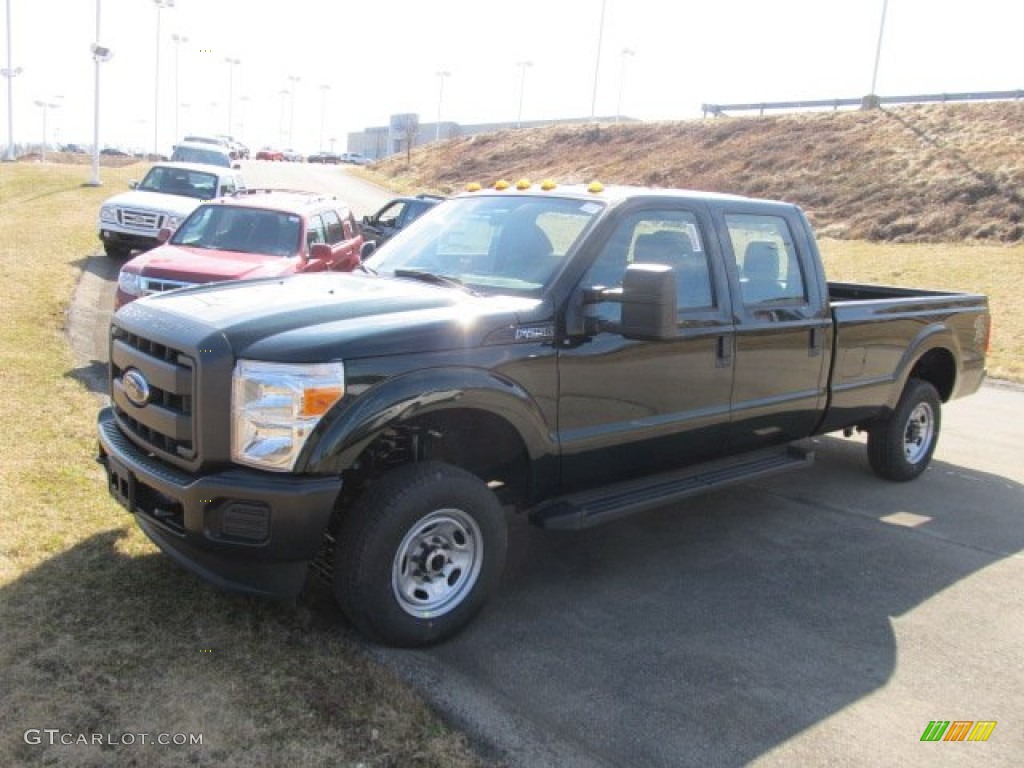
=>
[821,282,988,434]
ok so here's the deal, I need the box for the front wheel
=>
[103,242,131,259]
[867,379,942,482]
[334,462,508,647]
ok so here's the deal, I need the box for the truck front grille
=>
[110,328,196,461]
[118,208,163,231]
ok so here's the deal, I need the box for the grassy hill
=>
[371,101,1024,244]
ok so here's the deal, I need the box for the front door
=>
[557,204,735,494]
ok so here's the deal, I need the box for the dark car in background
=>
[360,193,445,245]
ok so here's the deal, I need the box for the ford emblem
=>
[122,368,151,407]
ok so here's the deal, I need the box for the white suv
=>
[97,162,246,258]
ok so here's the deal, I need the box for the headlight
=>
[100,206,117,223]
[231,360,345,471]
[165,214,183,230]
[118,270,144,297]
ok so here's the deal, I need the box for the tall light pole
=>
[224,56,240,136]
[152,0,174,156]
[34,97,61,162]
[286,74,300,147]
[870,0,889,97]
[87,0,113,186]
[318,83,330,151]
[615,47,635,124]
[3,0,23,161]
[171,33,188,142]
[238,94,248,138]
[515,60,532,129]
[435,70,450,142]
[590,0,607,121]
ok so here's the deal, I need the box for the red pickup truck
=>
[115,189,367,308]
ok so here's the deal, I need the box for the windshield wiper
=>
[393,269,477,294]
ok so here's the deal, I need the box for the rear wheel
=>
[334,462,507,647]
[867,379,941,481]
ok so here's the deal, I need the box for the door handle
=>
[716,335,733,368]
[809,326,822,357]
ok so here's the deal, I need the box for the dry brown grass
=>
[370,101,1024,244]
[0,162,484,768]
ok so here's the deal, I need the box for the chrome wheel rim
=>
[903,402,935,464]
[392,508,483,619]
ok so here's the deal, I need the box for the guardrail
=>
[701,90,1024,117]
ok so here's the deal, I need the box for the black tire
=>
[104,243,131,259]
[334,461,507,647]
[867,379,942,482]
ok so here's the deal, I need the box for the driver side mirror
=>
[360,240,377,260]
[569,263,677,341]
[128,180,138,189]
[157,227,172,243]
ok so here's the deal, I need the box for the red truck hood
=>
[126,244,298,282]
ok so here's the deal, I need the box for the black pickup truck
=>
[97,183,989,646]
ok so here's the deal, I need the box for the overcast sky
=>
[2,0,1022,154]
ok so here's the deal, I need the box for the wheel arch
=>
[299,367,559,507]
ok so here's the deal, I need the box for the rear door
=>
[322,209,361,271]
[557,202,735,492]
[715,206,831,452]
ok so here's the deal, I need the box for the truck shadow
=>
[7,441,1018,765]
[417,435,1024,766]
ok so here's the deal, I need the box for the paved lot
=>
[72,164,1023,767]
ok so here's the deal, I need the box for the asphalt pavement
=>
[69,164,1024,767]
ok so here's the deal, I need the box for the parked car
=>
[171,141,239,169]
[308,151,342,164]
[97,182,989,647]
[360,193,445,245]
[114,189,365,308]
[282,148,304,162]
[339,152,372,165]
[97,162,246,259]
[255,147,284,161]
[100,147,129,156]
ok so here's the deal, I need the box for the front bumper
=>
[99,228,160,252]
[97,407,342,598]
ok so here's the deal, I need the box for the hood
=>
[120,272,544,361]
[126,244,297,282]
[102,189,202,216]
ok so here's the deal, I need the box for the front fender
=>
[297,366,558,475]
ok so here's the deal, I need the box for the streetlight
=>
[286,75,300,147]
[34,97,61,162]
[589,0,607,121]
[224,56,240,136]
[869,0,889,98]
[152,0,175,156]
[86,0,113,186]
[515,61,532,129]
[238,94,249,137]
[435,70,450,142]
[319,84,330,151]
[3,0,23,161]
[171,33,188,142]
[615,48,635,124]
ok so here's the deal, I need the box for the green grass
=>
[0,162,482,768]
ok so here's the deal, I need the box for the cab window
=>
[724,214,807,306]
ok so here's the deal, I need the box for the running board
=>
[530,443,814,530]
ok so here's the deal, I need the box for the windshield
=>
[139,166,220,199]
[364,194,603,296]
[170,146,231,167]
[170,206,302,257]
